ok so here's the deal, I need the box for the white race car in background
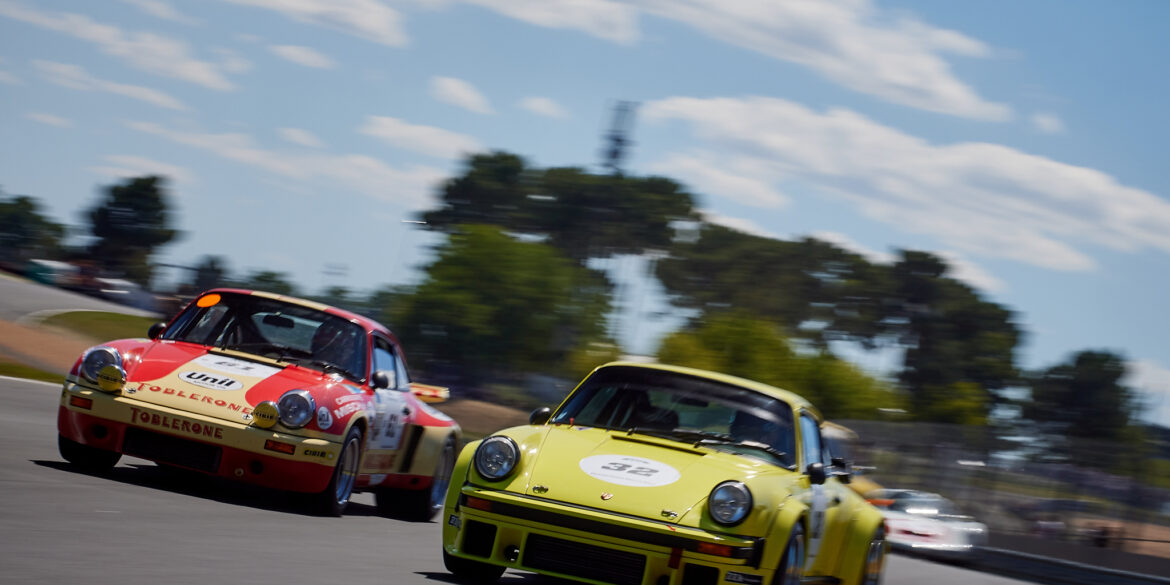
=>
[867,489,988,560]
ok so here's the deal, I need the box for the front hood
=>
[517,426,778,524]
[115,341,347,426]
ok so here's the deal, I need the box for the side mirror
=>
[371,370,396,390]
[830,456,853,484]
[806,462,826,485]
[530,407,552,425]
[148,322,167,339]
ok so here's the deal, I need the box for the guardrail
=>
[977,547,1170,585]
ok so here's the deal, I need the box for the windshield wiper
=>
[694,436,789,460]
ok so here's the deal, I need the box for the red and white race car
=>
[866,489,988,559]
[57,288,461,517]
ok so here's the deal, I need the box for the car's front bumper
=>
[442,486,770,585]
[58,383,339,492]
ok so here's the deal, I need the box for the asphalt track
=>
[0,378,1032,585]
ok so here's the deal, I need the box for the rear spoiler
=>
[409,382,450,403]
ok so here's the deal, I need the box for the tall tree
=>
[389,224,614,386]
[0,191,66,267]
[191,255,229,293]
[233,270,298,296]
[1024,350,1142,460]
[421,151,699,263]
[85,176,179,286]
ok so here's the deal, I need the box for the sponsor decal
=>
[579,455,681,487]
[316,406,333,430]
[724,572,763,585]
[191,354,280,378]
[130,382,253,415]
[179,371,243,391]
[129,406,224,439]
[303,448,335,460]
[448,514,462,529]
[332,401,365,420]
[251,402,278,428]
[335,394,365,406]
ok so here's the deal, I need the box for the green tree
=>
[389,224,614,385]
[422,152,698,263]
[1024,350,1143,459]
[656,312,903,419]
[85,176,179,286]
[0,192,66,266]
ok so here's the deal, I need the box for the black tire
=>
[58,434,121,473]
[377,434,457,521]
[313,426,362,516]
[442,550,505,583]
[772,522,805,585]
[859,525,886,585]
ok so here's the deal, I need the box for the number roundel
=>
[579,455,680,487]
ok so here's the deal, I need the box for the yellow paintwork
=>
[442,362,887,585]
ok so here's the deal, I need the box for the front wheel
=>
[58,434,121,473]
[377,434,457,521]
[773,522,805,585]
[313,426,362,516]
[443,550,505,583]
[859,526,886,585]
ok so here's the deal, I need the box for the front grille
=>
[523,533,646,585]
[123,426,222,473]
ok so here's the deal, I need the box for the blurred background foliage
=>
[0,149,1158,467]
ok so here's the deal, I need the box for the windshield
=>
[551,366,796,468]
[163,292,369,382]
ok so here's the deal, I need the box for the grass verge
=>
[41,311,159,343]
[0,357,62,384]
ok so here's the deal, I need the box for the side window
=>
[372,338,401,390]
[799,414,824,468]
[394,351,410,390]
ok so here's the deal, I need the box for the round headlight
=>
[277,389,316,428]
[81,347,123,384]
[474,436,519,481]
[709,481,753,525]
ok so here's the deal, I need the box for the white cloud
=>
[120,0,200,24]
[89,155,195,184]
[462,0,639,44]
[25,112,72,127]
[460,0,1008,120]
[645,95,1170,272]
[1030,112,1066,135]
[1126,359,1170,427]
[648,152,789,209]
[221,0,408,46]
[269,44,335,68]
[279,127,324,148]
[359,116,481,159]
[519,96,568,119]
[127,121,447,209]
[0,2,237,90]
[0,70,22,85]
[429,76,493,114]
[34,60,188,110]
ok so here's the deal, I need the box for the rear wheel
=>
[773,523,805,585]
[377,435,457,521]
[443,550,505,583]
[859,526,886,585]
[313,426,362,516]
[58,434,121,473]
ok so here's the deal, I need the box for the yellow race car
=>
[442,362,887,585]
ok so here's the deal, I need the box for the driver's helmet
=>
[311,317,360,373]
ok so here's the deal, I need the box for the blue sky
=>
[2,0,1169,425]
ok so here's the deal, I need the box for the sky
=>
[2,0,1169,426]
